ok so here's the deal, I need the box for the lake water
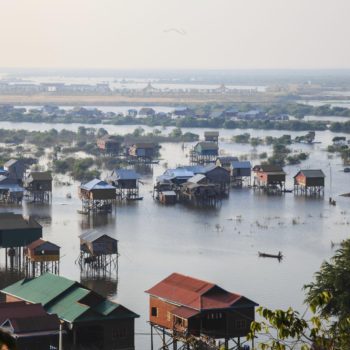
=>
[0,121,350,349]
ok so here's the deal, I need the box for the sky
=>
[0,0,349,70]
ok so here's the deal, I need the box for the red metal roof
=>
[172,306,200,319]
[0,302,47,324]
[146,273,257,311]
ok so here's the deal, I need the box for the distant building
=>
[216,156,239,171]
[97,134,121,155]
[204,131,219,143]
[127,109,138,117]
[0,175,24,203]
[23,171,52,202]
[193,142,219,157]
[129,143,157,160]
[294,169,325,196]
[2,273,139,350]
[4,159,27,182]
[138,107,156,118]
[253,164,286,191]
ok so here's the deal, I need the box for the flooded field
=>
[0,122,350,349]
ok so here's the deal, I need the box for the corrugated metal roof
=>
[295,169,325,178]
[216,156,239,163]
[0,184,24,192]
[231,161,252,169]
[2,273,138,323]
[195,142,219,151]
[164,168,194,179]
[79,230,117,243]
[146,273,257,311]
[4,159,18,167]
[112,169,141,180]
[2,273,77,306]
[0,213,41,230]
[26,239,60,251]
[204,131,219,137]
[47,287,90,322]
[27,171,52,181]
[256,164,285,173]
[80,179,116,191]
[188,174,207,184]
[0,302,47,324]
[182,165,206,174]
[172,306,199,319]
[93,299,119,316]
[5,314,60,334]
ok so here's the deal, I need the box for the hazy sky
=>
[0,0,349,70]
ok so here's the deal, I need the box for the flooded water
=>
[0,121,350,349]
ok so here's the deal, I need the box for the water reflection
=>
[80,212,117,230]
[80,275,118,298]
[0,267,25,294]
[23,202,52,226]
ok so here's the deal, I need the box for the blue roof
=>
[80,179,116,191]
[231,161,252,169]
[181,165,206,174]
[0,184,24,192]
[112,169,141,180]
[164,168,194,179]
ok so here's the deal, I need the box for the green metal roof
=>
[2,273,76,306]
[47,287,90,323]
[2,273,139,324]
[93,299,119,316]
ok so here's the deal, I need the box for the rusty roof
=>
[172,306,200,319]
[26,239,60,251]
[145,273,257,311]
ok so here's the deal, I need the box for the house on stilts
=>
[293,169,325,196]
[79,179,116,213]
[1,273,139,350]
[145,273,258,350]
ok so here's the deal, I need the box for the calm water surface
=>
[0,122,350,349]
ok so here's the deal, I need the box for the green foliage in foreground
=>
[248,240,350,350]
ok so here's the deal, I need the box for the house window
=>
[167,311,171,322]
[151,307,158,317]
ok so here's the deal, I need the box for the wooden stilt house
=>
[146,273,258,347]
[294,169,325,196]
[79,179,116,212]
[24,239,60,276]
[253,164,286,192]
[230,161,252,187]
[190,142,219,164]
[23,171,52,202]
[107,169,141,200]
[204,131,219,143]
[1,273,139,350]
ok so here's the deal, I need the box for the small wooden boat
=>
[258,251,283,260]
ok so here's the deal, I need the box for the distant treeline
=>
[1,103,350,132]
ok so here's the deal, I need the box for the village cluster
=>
[0,129,331,350]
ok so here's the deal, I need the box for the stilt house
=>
[1,273,139,350]
[146,273,258,341]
